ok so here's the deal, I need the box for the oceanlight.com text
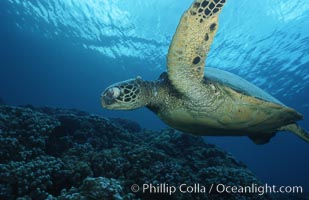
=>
[130,183,303,196]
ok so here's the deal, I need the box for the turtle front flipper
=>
[167,0,226,96]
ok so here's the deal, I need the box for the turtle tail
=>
[278,123,309,143]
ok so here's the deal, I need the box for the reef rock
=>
[0,105,306,200]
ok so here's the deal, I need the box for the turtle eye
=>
[107,87,121,99]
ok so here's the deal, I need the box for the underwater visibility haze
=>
[0,0,309,199]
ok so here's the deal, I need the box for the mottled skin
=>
[101,0,309,144]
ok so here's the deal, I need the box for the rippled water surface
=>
[3,0,308,99]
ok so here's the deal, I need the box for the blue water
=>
[1,0,309,193]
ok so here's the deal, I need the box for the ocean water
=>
[0,0,308,194]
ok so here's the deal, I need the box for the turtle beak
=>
[101,87,121,108]
[101,94,114,107]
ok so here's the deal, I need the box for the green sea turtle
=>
[101,0,309,144]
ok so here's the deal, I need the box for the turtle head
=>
[101,76,149,110]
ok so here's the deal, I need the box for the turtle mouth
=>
[101,87,121,106]
[101,95,115,106]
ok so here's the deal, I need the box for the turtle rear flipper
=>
[279,123,309,143]
[248,133,276,145]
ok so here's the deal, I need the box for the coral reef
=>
[0,105,307,200]
[57,177,134,200]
